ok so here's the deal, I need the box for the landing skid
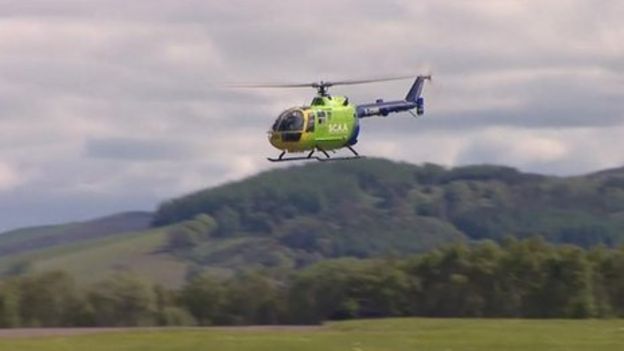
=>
[315,155,364,162]
[267,146,363,163]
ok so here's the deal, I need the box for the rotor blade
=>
[225,82,315,89]
[226,74,421,89]
[327,75,415,86]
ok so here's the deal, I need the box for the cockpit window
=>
[273,109,304,132]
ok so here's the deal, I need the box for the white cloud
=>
[0,163,22,191]
[456,128,568,165]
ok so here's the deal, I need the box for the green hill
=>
[155,158,624,249]
[2,158,624,287]
[0,211,152,257]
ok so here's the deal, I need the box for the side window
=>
[317,110,326,124]
[306,114,315,132]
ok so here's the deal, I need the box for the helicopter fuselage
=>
[266,75,430,161]
[269,95,359,153]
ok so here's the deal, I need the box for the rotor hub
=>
[312,81,333,97]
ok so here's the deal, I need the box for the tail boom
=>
[356,100,418,118]
[356,75,430,118]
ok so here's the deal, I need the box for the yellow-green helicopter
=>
[239,75,431,162]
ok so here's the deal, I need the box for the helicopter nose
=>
[268,132,282,149]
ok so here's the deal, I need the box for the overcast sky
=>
[0,0,623,231]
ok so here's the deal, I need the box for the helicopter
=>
[238,75,431,162]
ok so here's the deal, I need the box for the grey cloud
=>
[1,1,624,232]
[85,137,198,161]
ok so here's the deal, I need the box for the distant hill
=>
[0,211,152,256]
[2,158,624,287]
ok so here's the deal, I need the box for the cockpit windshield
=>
[272,109,305,132]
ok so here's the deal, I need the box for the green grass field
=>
[0,318,623,351]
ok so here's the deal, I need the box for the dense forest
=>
[151,159,624,273]
[1,239,623,327]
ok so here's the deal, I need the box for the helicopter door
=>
[305,112,315,132]
[316,110,327,126]
[315,110,329,137]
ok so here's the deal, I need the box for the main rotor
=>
[311,81,332,97]
[230,75,418,97]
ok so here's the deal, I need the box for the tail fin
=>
[405,75,432,102]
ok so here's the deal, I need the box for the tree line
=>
[1,238,623,327]
[154,159,624,258]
